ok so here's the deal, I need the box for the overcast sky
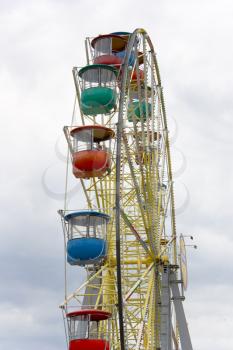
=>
[1,0,233,349]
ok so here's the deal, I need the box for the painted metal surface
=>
[67,238,107,265]
[170,271,193,350]
[69,339,110,350]
[180,234,188,290]
[80,87,117,115]
[67,309,111,320]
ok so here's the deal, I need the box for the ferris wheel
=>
[59,29,193,350]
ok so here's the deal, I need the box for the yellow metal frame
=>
[61,29,179,350]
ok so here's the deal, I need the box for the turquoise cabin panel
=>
[81,87,117,115]
[128,101,151,122]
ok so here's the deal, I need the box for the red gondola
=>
[67,309,111,350]
[69,125,115,179]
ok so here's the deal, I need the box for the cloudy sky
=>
[1,0,233,349]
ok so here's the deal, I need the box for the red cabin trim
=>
[67,309,111,321]
[131,68,144,82]
[94,54,122,68]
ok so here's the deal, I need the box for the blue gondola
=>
[64,211,110,266]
